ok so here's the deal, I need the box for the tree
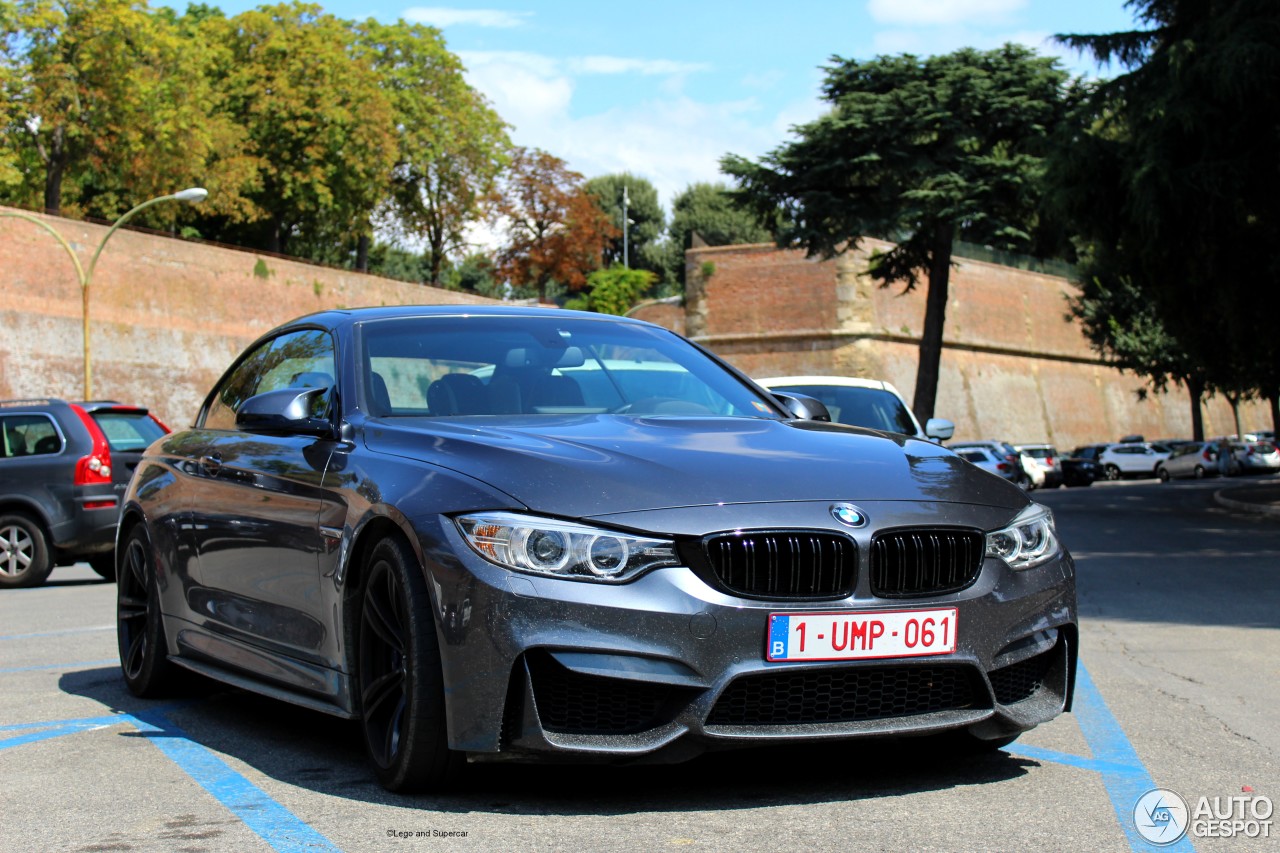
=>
[0,0,225,222]
[1053,0,1280,435]
[584,173,665,274]
[665,181,772,287]
[565,264,657,316]
[491,147,615,304]
[723,45,1075,421]
[195,2,397,255]
[358,18,509,284]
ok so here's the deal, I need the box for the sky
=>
[168,0,1143,211]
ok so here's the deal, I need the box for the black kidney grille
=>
[989,645,1056,705]
[701,531,856,599]
[870,529,984,597]
[706,664,986,727]
[526,653,683,735]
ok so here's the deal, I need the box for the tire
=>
[356,537,461,792]
[0,513,53,588]
[1157,466,1170,483]
[89,552,117,581]
[117,526,176,697]
[1103,464,1121,481]
[1193,465,1205,479]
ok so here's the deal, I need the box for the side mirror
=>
[925,418,955,441]
[771,392,831,422]
[236,387,334,437]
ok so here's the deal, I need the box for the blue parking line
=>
[1012,663,1196,852]
[1,708,340,852]
[131,710,342,853]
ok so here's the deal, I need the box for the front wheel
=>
[117,526,176,696]
[1157,466,1170,483]
[1103,464,1121,481]
[0,513,53,588]
[357,537,461,792]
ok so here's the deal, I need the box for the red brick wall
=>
[0,206,494,427]
[629,240,1269,448]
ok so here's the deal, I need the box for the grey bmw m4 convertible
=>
[116,306,1076,792]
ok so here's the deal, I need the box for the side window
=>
[202,329,336,431]
[0,414,63,458]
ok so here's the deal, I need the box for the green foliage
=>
[196,3,397,254]
[665,182,770,286]
[358,18,510,285]
[584,173,665,274]
[0,0,232,222]
[1049,0,1280,427]
[722,44,1075,420]
[575,265,657,316]
[253,258,271,279]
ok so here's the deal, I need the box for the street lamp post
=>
[0,187,207,399]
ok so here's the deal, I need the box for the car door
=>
[186,329,338,659]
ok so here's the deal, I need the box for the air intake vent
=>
[706,664,986,726]
[694,531,856,599]
[869,529,984,597]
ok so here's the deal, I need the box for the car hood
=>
[361,414,1027,519]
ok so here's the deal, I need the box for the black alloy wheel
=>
[116,526,174,696]
[1157,466,1170,483]
[357,537,459,792]
[0,513,52,588]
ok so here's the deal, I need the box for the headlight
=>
[985,503,1060,570]
[455,512,680,583]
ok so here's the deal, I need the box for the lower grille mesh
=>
[527,653,681,735]
[706,664,986,726]
[989,644,1056,705]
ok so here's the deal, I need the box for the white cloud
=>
[403,7,532,28]
[867,0,1026,27]
[457,50,785,208]
[570,56,710,76]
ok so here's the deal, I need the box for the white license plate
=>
[766,608,958,662]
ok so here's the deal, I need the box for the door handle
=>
[199,454,222,476]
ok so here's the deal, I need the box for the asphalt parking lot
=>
[2,475,1277,852]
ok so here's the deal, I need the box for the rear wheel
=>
[0,513,52,588]
[356,537,460,792]
[89,552,116,581]
[1104,464,1121,481]
[1193,464,1206,479]
[117,526,176,696]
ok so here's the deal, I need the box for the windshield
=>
[358,315,783,419]
[766,384,918,435]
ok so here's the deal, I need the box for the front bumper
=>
[424,515,1077,761]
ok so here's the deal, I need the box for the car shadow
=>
[60,666,1036,816]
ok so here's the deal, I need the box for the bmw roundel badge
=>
[830,503,868,528]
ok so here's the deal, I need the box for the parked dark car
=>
[1,398,169,587]
[117,306,1078,792]
[1063,445,1110,487]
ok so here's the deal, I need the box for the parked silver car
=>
[1155,441,1219,481]
[1234,440,1280,474]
